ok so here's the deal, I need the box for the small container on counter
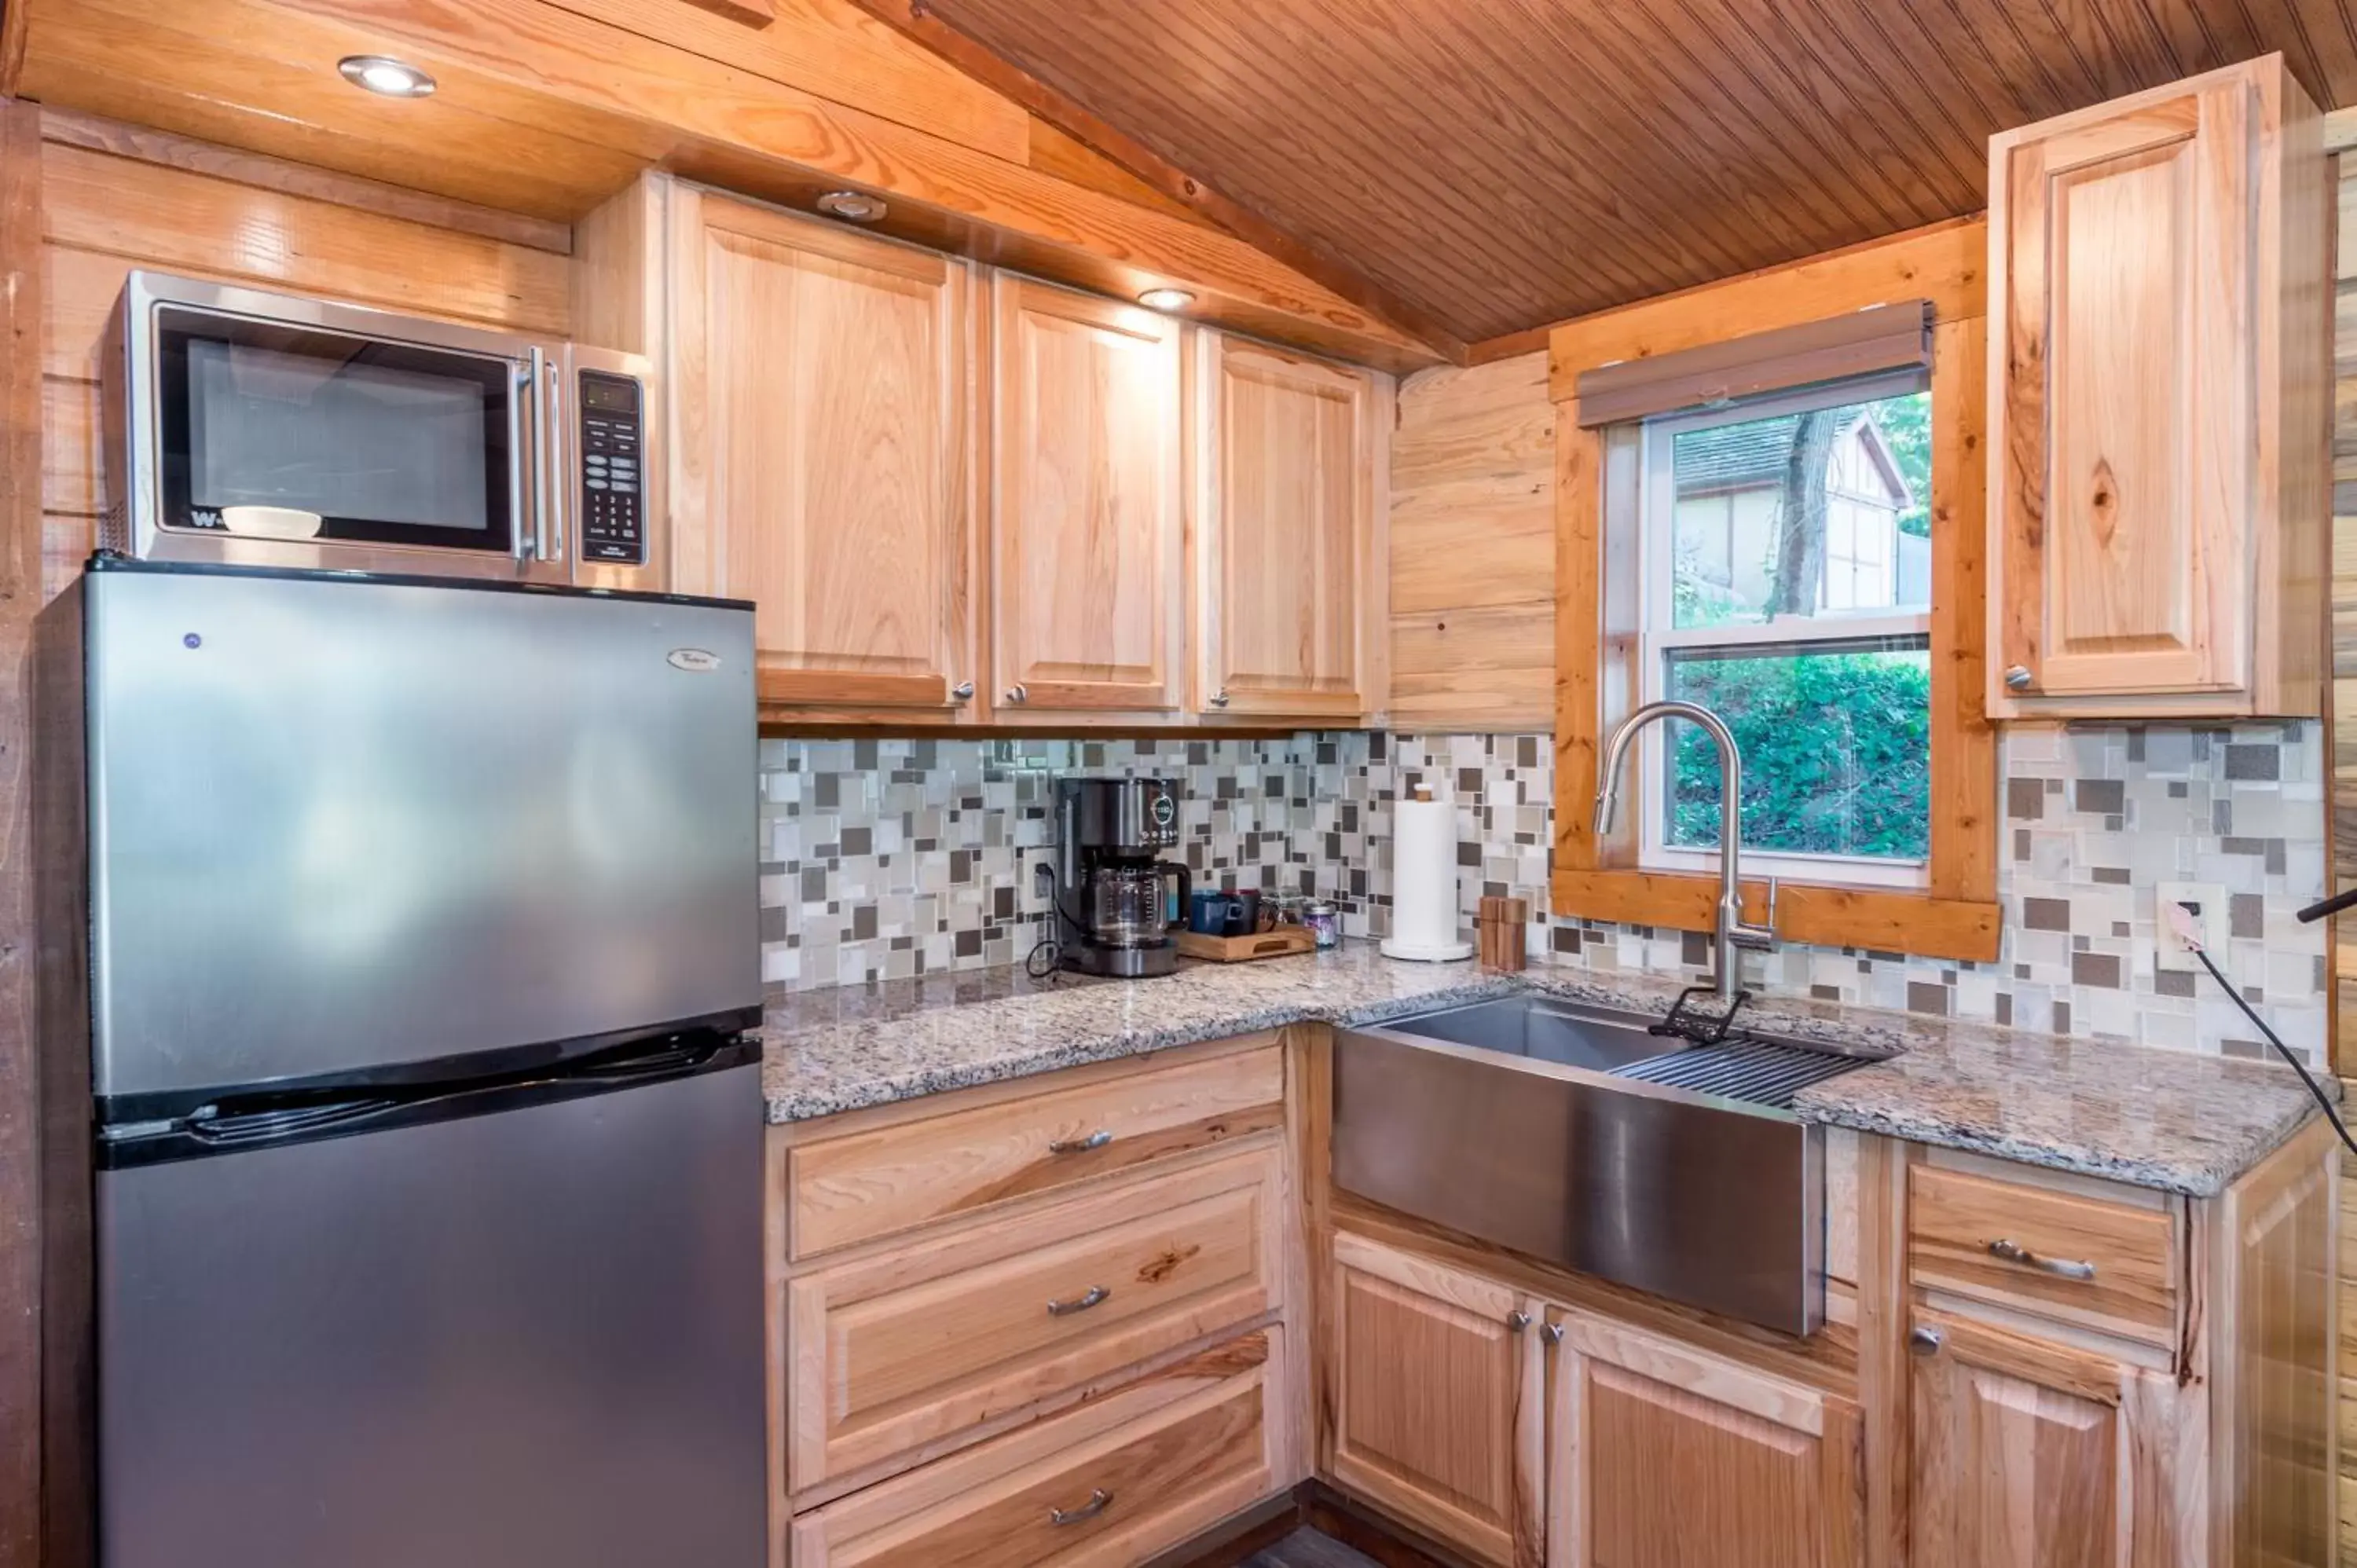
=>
[1477,896,1529,971]
[1303,899,1342,950]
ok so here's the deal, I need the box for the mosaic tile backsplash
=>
[757,724,2329,1061]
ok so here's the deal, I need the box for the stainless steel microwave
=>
[101,270,662,590]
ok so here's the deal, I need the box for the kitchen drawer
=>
[787,1145,1283,1492]
[790,1326,1285,1568]
[1908,1163,2176,1344]
[788,1040,1285,1259]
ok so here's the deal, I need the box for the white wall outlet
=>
[2154,881,2228,973]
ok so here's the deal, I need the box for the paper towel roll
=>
[1380,797,1474,962]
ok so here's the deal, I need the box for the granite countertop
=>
[760,943,2330,1197]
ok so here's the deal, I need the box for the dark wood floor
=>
[1243,1528,1385,1568]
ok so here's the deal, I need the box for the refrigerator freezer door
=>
[95,1059,765,1568]
[84,566,758,1102]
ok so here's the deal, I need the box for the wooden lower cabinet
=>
[786,1145,1283,1491]
[1905,1310,2151,1568]
[1546,1310,1860,1568]
[1324,1231,1545,1566]
[791,1327,1287,1567]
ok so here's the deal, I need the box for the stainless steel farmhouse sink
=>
[1332,993,1890,1336]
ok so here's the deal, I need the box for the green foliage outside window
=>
[1664,647,1931,860]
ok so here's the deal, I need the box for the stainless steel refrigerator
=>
[35,558,768,1567]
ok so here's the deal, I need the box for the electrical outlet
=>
[2154,881,2227,973]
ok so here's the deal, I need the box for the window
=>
[1638,372,1934,888]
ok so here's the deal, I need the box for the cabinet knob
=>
[1908,1325,1945,1357]
[1208,688,1231,708]
[950,680,974,702]
[1004,683,1028,705]
[1540,1322,1565,1346]
[1506,1310,1532,1333]
[2003,665,2033,691]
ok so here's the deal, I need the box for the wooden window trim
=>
[1549,218,2001,964]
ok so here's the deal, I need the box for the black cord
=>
[2193,945,2357,1159]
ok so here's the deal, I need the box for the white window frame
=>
[1634,371,1932,891]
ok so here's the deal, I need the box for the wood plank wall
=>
[2330,145,2357,1564]
[35,123,574,599]
[1385,351,1555,730]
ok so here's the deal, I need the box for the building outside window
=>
[1635,370,1934,888]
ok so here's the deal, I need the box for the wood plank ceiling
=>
[878,0,2357,346]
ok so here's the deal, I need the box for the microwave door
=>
[156,306,522,552]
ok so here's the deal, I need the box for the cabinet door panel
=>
[1992,78,2254,703]
[1196,335,1382,720]
[673,192,974,713]
[1549,1311,1858,1568]
[991,277,1182,713]
[1326,1233,1542,1567]
[1907,1313,2121,1568]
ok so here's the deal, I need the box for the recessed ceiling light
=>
[1138,288,1196,313]
[338,56,437,98]
[815,190,888,223]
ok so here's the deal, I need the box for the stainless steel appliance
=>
[35,558,765,1568]
[1332,993,1886,1336]
[1052,777,1189,977]
[102,270,659,590]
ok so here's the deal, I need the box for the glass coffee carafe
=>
[1087,860,1191,949]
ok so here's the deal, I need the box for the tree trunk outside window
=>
[1765,409,1835,617]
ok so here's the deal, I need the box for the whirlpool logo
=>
[666,648,723,673]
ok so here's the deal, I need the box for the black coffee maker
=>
[1052,777,1190,976]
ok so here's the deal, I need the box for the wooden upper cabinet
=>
[668,187,980,717]
[1193,333,1388,722]
[1325,1232,1543,1567]
[1546,1310,1860,1568]
[988,277,1185,716]
[1988,55,2328,719]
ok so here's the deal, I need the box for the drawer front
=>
[789,1146,1281,1490]
[794,1328,1283,1568]
[1908,1164,2176,1342]
[790,1042,1285,1258]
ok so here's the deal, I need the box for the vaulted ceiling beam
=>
[845,0,1469,364]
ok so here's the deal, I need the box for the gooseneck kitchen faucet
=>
[1593,700,1776,1002]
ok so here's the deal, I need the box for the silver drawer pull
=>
[1047,1284,1111,1317]
[1908,1325,1945,1357]
[1987,1237,2096,1280]
[1049,1129,1113,1155]
[1049,1489,1112,1526]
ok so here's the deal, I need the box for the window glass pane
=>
[1661,635,1930,863]
[1664,386,1930,628]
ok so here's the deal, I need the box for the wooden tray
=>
[1175,926,1318,962]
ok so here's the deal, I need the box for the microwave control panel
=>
[577,369,644,565]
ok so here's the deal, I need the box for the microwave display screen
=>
[157,308,515,552]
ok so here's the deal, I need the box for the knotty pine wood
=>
[786,1040,1284,1258]
[1989,57,2330,720]
[1548,1309,1861,1568]
[988,274,1186,716]
[1191,332,1387,722]
[792,1327,1288,1568]
[13,0,1442,370]
[786,1145,1285,1490]
[665,187,981,716]
[1386,353,1554,731]
[1324,1233,1542,1568]
[0,94,42,1568]
[1906,1163,2180,1348]
[31,119,577,602]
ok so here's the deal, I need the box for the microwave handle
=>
[541,352,566,566]
[519,346,563,567]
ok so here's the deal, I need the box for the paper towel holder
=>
[1380,782,1475,962]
